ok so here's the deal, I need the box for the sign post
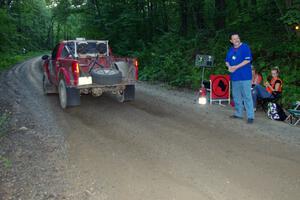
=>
[195,55,214,87]
[194,55,214,103]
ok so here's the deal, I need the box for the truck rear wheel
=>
[59,79,68,109]
[58,79,80,109]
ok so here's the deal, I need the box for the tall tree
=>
[178,0,188,36]
[191,0,205,31]
[215,0,226,30]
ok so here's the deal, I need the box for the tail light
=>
[134,59,138,80]
[72,61,79,85]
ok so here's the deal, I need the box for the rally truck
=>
[42,38,138,109]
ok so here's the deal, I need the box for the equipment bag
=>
[267,102,287,121]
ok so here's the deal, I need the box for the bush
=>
[0,51,48,71]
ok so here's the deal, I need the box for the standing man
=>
[225,33,254,124]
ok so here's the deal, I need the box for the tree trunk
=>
[178,0,188,36]
[93,0,101,17]
[236,0,241,10]
[192,0,204,31]
[46,18,54,49]
[0,0,4,8]
[250,0,256,6]
[285,0,292,8]
[215,0,226,30]
[162,0,169,32]
[56,23,61,45]
[147,0,154,41]
[273,0,290,36]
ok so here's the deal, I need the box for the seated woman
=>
[251,66,262,86]
[252,67,282,110]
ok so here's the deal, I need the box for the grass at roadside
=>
[0,155,12,168]
[0,51,49,71]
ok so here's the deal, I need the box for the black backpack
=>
[267,102,287,121]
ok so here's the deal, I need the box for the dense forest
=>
[0,0,299,105]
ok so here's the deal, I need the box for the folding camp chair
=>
[286,101,300,126]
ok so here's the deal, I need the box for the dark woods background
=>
[0,0,299,105]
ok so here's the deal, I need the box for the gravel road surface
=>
[0,57,299,200]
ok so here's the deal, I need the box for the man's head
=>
[229,33,241,48]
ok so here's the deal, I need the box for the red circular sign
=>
[212,76,229,98]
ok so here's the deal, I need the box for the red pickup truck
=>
[42,39,138,109]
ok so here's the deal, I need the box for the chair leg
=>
[285,115,291,124]
[294,118,300,126]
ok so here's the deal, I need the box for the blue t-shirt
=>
[225,43,252,81]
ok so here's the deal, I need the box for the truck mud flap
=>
[66,87,81,106]
[124,85,135,101]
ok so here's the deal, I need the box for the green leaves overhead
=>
[0,9,16,52]
[0,0,52,51]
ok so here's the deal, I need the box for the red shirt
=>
[252,73,262,85]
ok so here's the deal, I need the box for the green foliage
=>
[0,9,17,52]
[281,9,300,25]
[136,33,201,88]
[0,0,299,107]
[0,51,49,71]
[0,0,52,53]
[0,155,11,169]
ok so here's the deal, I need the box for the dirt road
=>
[0,57,300,200]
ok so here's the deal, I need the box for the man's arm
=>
[228,60,250,72]
[225,62,230,68]
[236,60,250,69]
[265,81,281,92]
[225,50,231,68]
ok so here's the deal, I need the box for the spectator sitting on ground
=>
[251,66,262,86]
[251,67,282,110]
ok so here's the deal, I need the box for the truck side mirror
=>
[42,55,49,60]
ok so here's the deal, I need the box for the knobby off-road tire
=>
[114,61,135,80]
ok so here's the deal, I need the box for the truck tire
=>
[91,68,122,85]
[114,61,135,80]
[43,74,57,95]
[114,62,129,78]
[117,85,135,102]
[58,79,80,109]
